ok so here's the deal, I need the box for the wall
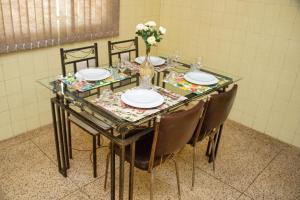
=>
[158,0,300,147]
[0,0,160,140]
[1,0,300,149]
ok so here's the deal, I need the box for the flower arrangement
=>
[135,21,166,54]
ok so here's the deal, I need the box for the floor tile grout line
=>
[29,138,99,199]
[177,155,245,195]
[59,188,91,200]
[30,137,85,190]
[0,137,32,151]
[0,125,51,151]
[241,148,284,196]
[235,192,254,200]
[30,138,59,168]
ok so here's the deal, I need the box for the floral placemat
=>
[60,73,128,92]
[92,87,187,122]
[164,73,232,94]
[124,61,177,73]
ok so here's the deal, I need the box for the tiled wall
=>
[158,0,300,147]
[0,0,160,140]
[1,0,300,149]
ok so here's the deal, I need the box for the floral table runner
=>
[164,73,232,94]
[60,72,128,92]
[92,87,187,122]
[124,61,177,73]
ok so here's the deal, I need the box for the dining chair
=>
[60,43,99,76]
[108,37,139,66]
[104,101,205,200]
[60,43,111,178]
[107,37,140,91]
[189,84,238,188]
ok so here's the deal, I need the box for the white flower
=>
[147,36,156,45]
[159,26,166,34]
[136,23,145,31]
[145,21,156,27]
[143,26,149,31]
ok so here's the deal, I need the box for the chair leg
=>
[173,159,181,200]
[210,138,216,172]
[92,135,97,178]
[97,135,101,146]
[206,139,211,156]
[104,152,110,190]
[214,124,224,158]
[150,170,155,200]
[67,118,72,159]
[192,145,196,190]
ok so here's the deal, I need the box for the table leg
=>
[60,100,70,169]
[111,142,116,200]
[119,145,125,200]
[92,135,97,178]
[129,142,136,200]
[156,72,161,86]
[51,99,63,173]
[162,71,167,88]
[56,101,68,177]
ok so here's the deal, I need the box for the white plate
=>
[121,89,164,108]
[135,56,165,66]
[75,68,110,81]
[184,71,218,85]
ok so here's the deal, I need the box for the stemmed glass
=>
[173,50,180,63]
[117,58,128,74]
[190,56,203,72]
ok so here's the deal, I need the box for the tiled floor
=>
[0,120,299,200]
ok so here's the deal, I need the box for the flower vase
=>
[139,48,155,89]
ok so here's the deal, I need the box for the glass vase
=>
[139,49,155,89]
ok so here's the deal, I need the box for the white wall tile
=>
[158,0,300,147]
[0,0,161,140]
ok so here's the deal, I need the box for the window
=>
[0,0,119,53]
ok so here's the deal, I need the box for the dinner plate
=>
[135,56,165,66]
[121,89,164,108]
[184,71,218,85]
[75,68,110,81]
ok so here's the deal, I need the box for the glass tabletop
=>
[37,63,241,132]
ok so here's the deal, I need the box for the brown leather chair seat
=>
[113,128,172,170]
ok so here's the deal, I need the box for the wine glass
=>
[117,59,127,74]
[173,50,180,63]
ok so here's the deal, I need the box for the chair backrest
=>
[108,37,139,66]
[197,84,238,141]
[154,101,205,157]
[60,43,99,76]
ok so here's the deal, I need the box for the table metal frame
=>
[45,64,237,200]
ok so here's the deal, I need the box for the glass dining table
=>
[38,61,241,200]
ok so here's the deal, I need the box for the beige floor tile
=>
[178,121,287,192]
[0,120,298,200]
[31,127,58,162]
[0,140,48,178]
[155,157,241,200]
[66,146,111,187]
[32,123,113,187]
[245,146,300,200]
[237,194,253,200]
[0,159,78,200]
[61,190,90,200]
[82,165,196,200]
[0,124,51,151]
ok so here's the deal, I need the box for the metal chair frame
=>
[108,37,139,66]
[60,43,103,178]
[104,116,183,200]
[60,43,99,76]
